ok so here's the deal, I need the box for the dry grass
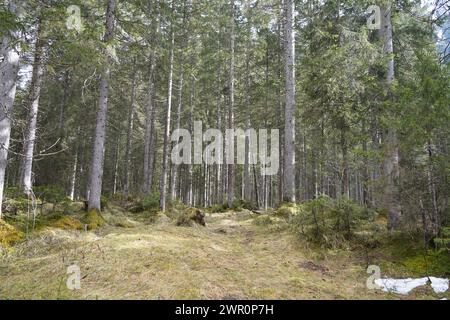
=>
[0,211,447,300]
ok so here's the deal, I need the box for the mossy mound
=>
[83,209,106,230]
[49,216,84,231]
[0,219,24,247]
[176,208,206,227]
[149,212,171,225]
[275,203,301,220]
[253,215,274,226]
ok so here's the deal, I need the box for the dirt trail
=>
[0,211,385,299]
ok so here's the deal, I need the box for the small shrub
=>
[289,196,373,249]
[434,227,450,250]
[206,204,228,213]
[101,196,108,210]
[130,193,160,213]
[33,185,67,204]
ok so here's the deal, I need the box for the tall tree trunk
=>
[69,126,81,201]
[124,70,137,198]
[159,17,175,211]
[379,4,401,230]
[186,75,195,206]
[427,140,440,238]
[283,0,296,203]
[215,62,222,206]
[244,52,252,202]
[227,0,236,208]
[69,151,78,201]
[111,135,120,195]
[170,0,190,201]
[58,71,70,139]
[362,119,370,206]
[143,0,160,196]
[21,18,47,194]
[88,0,116,211]
[340,125,350,197]
[0,0,21,218]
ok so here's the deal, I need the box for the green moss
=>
[0,219,24,247]
[253,215,274,226]
[402,250,450,277]
[275,203,301,220]
[83,209,106,230]
[49,216,84,231]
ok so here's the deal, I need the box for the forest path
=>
[0,211,383,299]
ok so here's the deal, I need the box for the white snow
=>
[375,277,449,295]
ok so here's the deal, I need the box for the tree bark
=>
[379,4,401,230]
[159,14,175,211]
[0,0,21,218]
[124,69,137,198]
[283,0,296,203]
[21,18,47,194]
[227,0,236,208]
[170,0,191,201]
[244,52,252,202]
[143,0,159,195]
[88,0,116,211]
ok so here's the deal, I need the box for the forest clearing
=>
[1,0,449,302]
[0,198,449,300]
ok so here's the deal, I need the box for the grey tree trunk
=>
[21,19,47,194]
[227,0,236,208]
[143,0,159,195]
[186,75,195,206]
[170,71,183,200]
[379,5,401,230]
[124,70,137,198]
[69,151,78,201]
[88,0,116,211]
[159,22,175,211]
[283,0,296,203]
[215,72,222,205]
[0,0,21,218]
[244,52,252,202]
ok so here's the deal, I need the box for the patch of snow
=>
[375,277,449,295]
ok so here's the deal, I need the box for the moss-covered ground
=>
[0,209,448,300]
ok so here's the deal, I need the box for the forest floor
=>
[0,209,448,300]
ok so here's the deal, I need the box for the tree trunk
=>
[159,18,175,211]
[69,151,78,201]
[379,5,401,230]
[124,70,137,198]
[186,75,195,206]
[143,1,159,196]
[21,18,47,194]
[111,135,120,196]
[283,0,296,203]
[227,0,236,208]
[88,0,116,211]
[0,0,21,218]
[244,52,252,202]
[170,0,191,202]
[427,140,440,238]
